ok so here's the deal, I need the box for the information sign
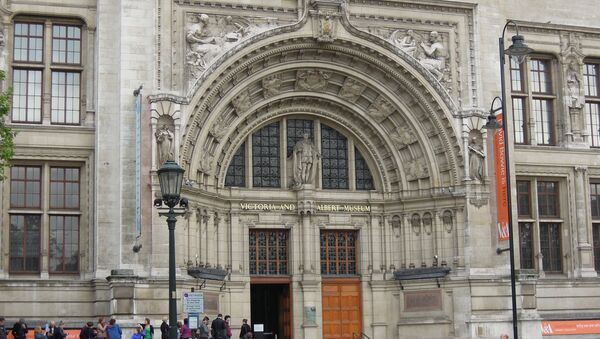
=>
[183,291,204,313]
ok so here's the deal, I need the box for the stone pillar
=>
[371,215,382,274]
[574,166,595,277]
[206,212,215,267]
[370,281,389,338]
[300,280,320,339]
[230,213,241,273]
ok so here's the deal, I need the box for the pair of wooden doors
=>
[322,279,362,339]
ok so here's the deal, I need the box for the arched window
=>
[224,118,375,191]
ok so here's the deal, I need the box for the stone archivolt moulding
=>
[174,2,466,194]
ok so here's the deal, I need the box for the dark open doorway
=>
[250,283,292,339]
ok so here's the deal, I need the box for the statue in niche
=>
[419,31,445,80]
[291,133,321,189]
[566,59,583,108]
[390,29,417,57]
[468,130,485,182]
[155,125,175,166]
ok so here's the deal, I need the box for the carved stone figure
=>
[390,124,417,148]
[291,133,321,189]
[155,125,175,166]
[209,115,229,142]
[406,157,428,180]
[232,90,251,113]
[262,75,283,98]
[390,29,417,57]
[368,96,395,122]
[468,132,485,182]
[199,148,214,174]
[339,78,366,102]
[419,31,445,80]
[566,59,583,108]
[318,14,334,42]
[297,70,330,91]
[186,14,219,72]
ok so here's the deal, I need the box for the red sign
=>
[493,113,509,241]
[542,320,600,336]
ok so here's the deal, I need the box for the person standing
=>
[224,316,231,339]
[106,319,122,339]
[238,319,251,339]
[34,327,46,339]
[197,317,209,339]
[131,326,143,339]
[0,317,7,339]
[159,319,168,339]
[210,315,225,339]
[142,319,152,339]
[56,321,66,339]
[179,319,191,339]
[79,322,94,339]
[12,319,28,339]
[46,321,58,339]
[97,318,107,339]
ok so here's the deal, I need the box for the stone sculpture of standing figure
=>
[468,136,485,182]
[155,125,174,166]
[567,59,582,108]
[292,133,320,189]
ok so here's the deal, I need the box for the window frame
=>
[248,229,289,276]
[584,60,600,147]
[320,230,359,276]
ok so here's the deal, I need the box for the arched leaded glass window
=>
[321,124,348,189]
[252,122,280,188]
[224,118,376,190]
[225,142,245,187]
[355,147,374,190]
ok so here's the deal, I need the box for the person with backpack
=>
[238,319,251,339]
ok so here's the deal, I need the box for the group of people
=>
[159,314,252,339]
[0,315,253,339]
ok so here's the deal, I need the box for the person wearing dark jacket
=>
[210,315,226,339]
[12,319,28,339]
[79,322,94,339]
[0,317,7,339]
[159,319,169,339]
[238,319,251,339]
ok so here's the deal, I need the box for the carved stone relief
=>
[262,74,283,98]
[468,129,484,182]
[560,32,586,143]
[368,96,395,122]
[185,13,282,86]
[209,114,232,143]
[405,157,428,181]
[231,90,252,114]
[198,147,215,175]
[338,77,366,102]
[296,70,331,91]
[390,124,417,148]
[291,133,321,190]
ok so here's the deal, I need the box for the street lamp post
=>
[154,160,187,339]
[485,20,533,339]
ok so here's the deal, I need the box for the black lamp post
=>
[155,160,187,339]
[485,20,533,339]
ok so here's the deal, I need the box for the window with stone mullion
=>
[584,62,600,147]
[9,214,41,272]
[355,148,374,190]
[321,125,348,189]
[252,123,280,188]
[540,222,562,272]
[225,142,246,187]
[589,182,600,271]
[286,119,313,157]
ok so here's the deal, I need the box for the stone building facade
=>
[1,0,600,338]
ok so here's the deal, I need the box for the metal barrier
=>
[352,332,372,339]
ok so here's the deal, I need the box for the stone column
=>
[574,166,595,277]
[371,215,382,274]
[370,281,389,338]
[215,212,223,269]
[206,212,215,267]
[230,212,241,273]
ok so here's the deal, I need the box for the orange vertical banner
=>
[494,113,510,241]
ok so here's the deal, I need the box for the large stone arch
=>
[180,13,463,194]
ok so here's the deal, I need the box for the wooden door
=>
[279,284,292,339]
[322,280,362,339]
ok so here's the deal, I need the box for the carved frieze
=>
[390,124,417,148]
[209,114,231,142]
[198,147,215,175]
[405,157,428,180]
[262,74,283,98]
[231,90,252,114]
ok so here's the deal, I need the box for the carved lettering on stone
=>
[390,124,417,148]
[368,96,395,122]
[232,90,252,114]
[296,70,331,91]
[262,74,283,98]
[339,78,366,102]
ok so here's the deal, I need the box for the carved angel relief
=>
[405,157,428,181]
[209,114,231,142]
[368,96,395,122]
[232,90,252,114]
[296,70,331,91]
[390,125,417,148]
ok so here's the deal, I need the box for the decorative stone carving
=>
[390,124,417,148]
[338,78,366,102]
[442,210,453,233]
[262,75,283,98]
[368,96,395,122]
[185,13,281,84]
[405,157,428,180]
[566,59,583,109]
[291,133,321,189]
[419,31,445,81]
[389,29,417,58]
[468,130,484,182]
[199,147,214,175]
[317,14,335,42]
[231,90,252,114]
[411,213,421,235]
[209,114,231,142]
[296,70,331,91]
[155,125,175,166]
